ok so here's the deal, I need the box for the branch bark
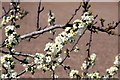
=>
[20,24,72,40]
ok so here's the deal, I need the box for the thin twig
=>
[16,64,36,77]
[70,28,87,52]
[86,28,92,57]
[0,50,34,58]
[66,3,82,24]
[60,28,87,65]
[12,55,25,63]
[20,24,72,40]
[36,1,44,30]
[0,9,11,19]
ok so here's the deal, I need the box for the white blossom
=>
[81,12,94,25]
[114,55,120,67]
[48,11,55,26]
[44,42,54,51]
[51,74,58,78]
[46,56,52,63]
[87,72,101,79]
[106,66,118,76]
[34,53,44,64]
[65,27,71,32]
[74,46,80,52]
[69,69,79,78]
[81,61,87,70]
[90,53,96,61]
[57,57,62,63]
[5,25,15,32]
[0,54,13,64]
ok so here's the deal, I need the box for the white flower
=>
[81,61,87,70]
[5,25,16,37]
[46,56,52,63]
[73,19,81,24]
[34,53,44,64]
[57,57,62,63]
[1,74,8,79]
[1,70,18,79]
[90,53,96,61]
[81,12,94,24]
[65,27,71,32]
[114,55,120,67]
[11,48,16,53]
[106,66,118,76]
[74,46,80,52]
[0,54,13,64]
[69,69,79,78]
[42,64,49,71]
[37,65,43,70]
[1,16,6,26]
[78,22,86,29]
[51,74,58,78]
[87,72,101,78]
[53,43,62,54]
[52,65,56,70]
[11,72,17,78]
[8,34,15,42]
[5,25,15,32]
[73,19,85,29]
[48,11,55,26]
[44,42,54,51]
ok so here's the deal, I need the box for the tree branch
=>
[60,28,87,65]
[66,3,82,24]
[36,1,44,30]
[0,50,34,58]
[20,24,72,40]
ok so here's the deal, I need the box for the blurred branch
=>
[86,27,93,57]
[83,26,93,76]
[16,64,36,77]
[60,28,87,65]
[36,1,44,30]
[20,24,72,40]
[0,50,34,58]
[92,20,120,35]
[71,28,87,52]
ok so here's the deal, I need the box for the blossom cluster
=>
[106,66,118,77]
[48,10,55,26]
[81,12,94,25]
[114,54,120,67]
[0,54,14,68]
[33,11,94,74]
[69,69,80,78]
[0,54,18,79]
[105,54,120,78]
[1,2,27,27]
[86,72,101,79]
[5,25,20,49]
[1,70,18,79]
[81,53,96,70]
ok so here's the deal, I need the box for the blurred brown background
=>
[1,2,119,78]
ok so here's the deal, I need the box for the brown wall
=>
[1,2,119,78]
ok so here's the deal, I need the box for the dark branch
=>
[60,28,87,65]
[66,3,82,24]
[0,50,34,58]
[36,1,44,30]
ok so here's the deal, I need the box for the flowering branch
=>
[20,24,71,40]
[0,50,34,58]
[0,1,120,79]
